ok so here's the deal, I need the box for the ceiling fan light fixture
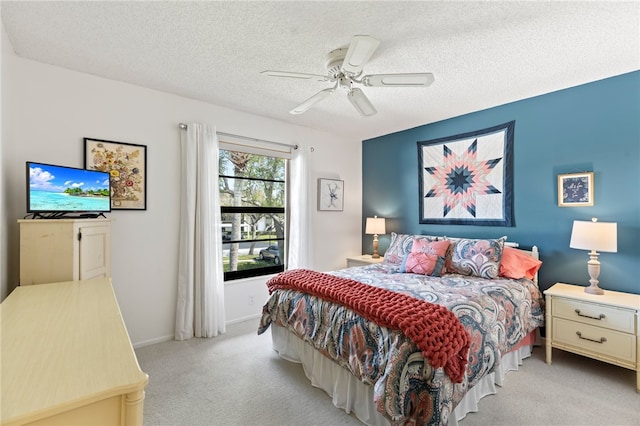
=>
[263,35,434,116]
[347,88,377,117]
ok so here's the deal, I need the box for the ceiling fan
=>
[261,35,435,117]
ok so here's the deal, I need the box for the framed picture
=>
[317,178,344,211]
[558,172,594,207]
[84,138,147,210]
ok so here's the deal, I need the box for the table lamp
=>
[569,218,617,295]
[365,216,386,258]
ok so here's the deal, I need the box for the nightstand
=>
[346,255,385,267]
[544,283,640,392]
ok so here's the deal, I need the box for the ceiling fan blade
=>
[362,73,435,87]
[347,88,377,117]
[341,35,380,76]
[261,70,327,82]
[289,88,334,115]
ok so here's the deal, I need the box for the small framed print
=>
[317,178,344,211]
[558,172,594,207]
[84,137,147,210]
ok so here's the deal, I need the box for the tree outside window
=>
[219,149,286,280]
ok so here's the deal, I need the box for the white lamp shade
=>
[570,220,617,252]
[365,217,386,235]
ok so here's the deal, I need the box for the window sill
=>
[224,273,279,286]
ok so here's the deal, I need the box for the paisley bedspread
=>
[258,263,545,425]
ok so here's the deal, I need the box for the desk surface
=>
[1,278,148,425]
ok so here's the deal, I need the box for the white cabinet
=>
[19,219,111,285]
[544,283,640,392]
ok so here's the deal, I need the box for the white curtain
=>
[175,123,226,340]
[287,146,311,269]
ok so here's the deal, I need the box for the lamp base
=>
[372,235,380,258]
[584,253,604,295]
[584,284,604,295]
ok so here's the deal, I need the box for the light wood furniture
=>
[0,278,148,425]
[544,282,640,392]
[19,218,111,285]
[346,254,385,267]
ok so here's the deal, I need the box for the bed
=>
[258,234,545,425]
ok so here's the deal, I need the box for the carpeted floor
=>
[135,319,639,426]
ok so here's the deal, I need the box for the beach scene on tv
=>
[29,163,111,212]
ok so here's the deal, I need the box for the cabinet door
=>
[19,221,76,285]
[79,224,111,280]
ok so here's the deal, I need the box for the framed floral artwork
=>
[317,178,344,211]
[84,138,147,210]
[558,171,594,207]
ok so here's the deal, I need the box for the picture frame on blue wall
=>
[317,178,344,211]
[558,172,594,207]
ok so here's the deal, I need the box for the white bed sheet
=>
[271,324,532,426]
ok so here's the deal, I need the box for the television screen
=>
[27,161,111,215]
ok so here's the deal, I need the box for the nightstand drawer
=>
[552,297,636,334]
[347,259,373,267]
[346,255,384,267]
[553,317,636,364]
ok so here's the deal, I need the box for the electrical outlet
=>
[248,295,254,305]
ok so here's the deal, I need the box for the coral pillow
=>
[404,239,450,276]
[405,253,440,276]
[412,238,450,255]
[499,246,542,280]
[384,232,438,265]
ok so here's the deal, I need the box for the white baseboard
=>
[133,334,174,349]
[226,313,261,325]
[132,315,262,348]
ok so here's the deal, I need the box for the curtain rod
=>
[179,123,298,150]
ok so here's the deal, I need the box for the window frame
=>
[218,141,289,281]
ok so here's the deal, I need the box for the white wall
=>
[1,28,362,346]
[0,24,6,300]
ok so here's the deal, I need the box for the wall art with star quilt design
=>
[417,121,514,226]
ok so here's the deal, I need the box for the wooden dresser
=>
[1,278,148,425]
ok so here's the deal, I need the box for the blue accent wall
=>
[362,71,640,295]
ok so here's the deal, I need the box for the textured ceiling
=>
[2,1,639,141]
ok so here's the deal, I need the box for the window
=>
[219,147,287,280]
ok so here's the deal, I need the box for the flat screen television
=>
[26,161,111,218]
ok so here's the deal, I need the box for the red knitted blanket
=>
[266,269,470,383]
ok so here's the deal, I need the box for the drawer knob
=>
[574,309,605,320]
[576,331,607,344]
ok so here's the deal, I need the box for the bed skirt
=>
[271,325,533,426]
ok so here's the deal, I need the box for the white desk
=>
[1,278,148,425]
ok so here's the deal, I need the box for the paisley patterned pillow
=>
[383,232,438,265]
[446,237,506,279]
